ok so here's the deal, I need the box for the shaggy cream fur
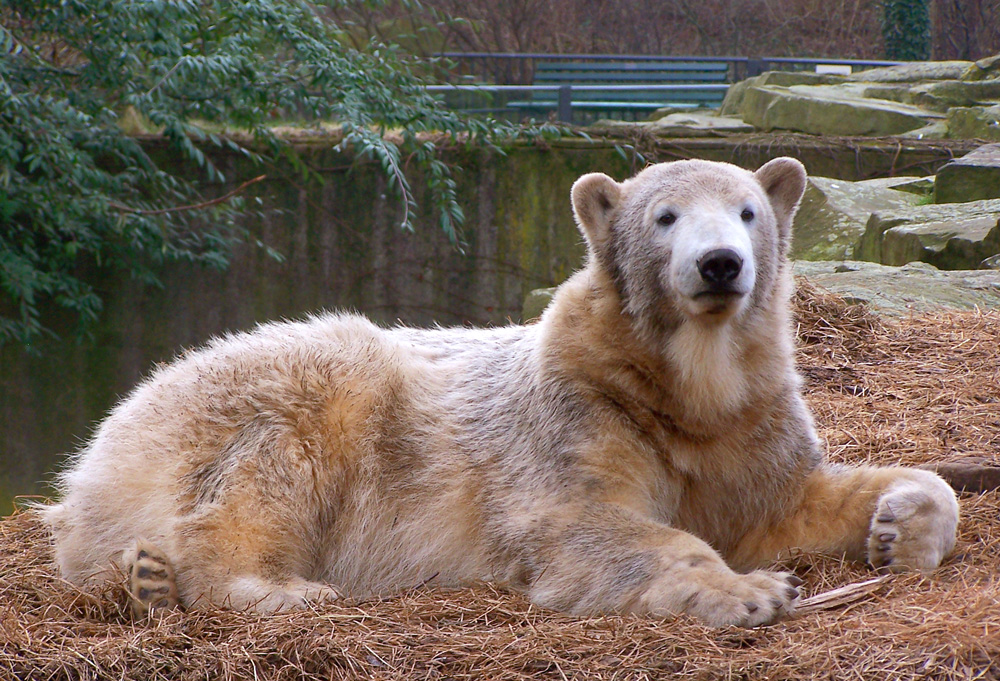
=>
[43,158,959,627]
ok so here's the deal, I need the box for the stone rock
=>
[947,105,1000,141]
[647,112,754,136]
[896,120,950,139]
[522,287,556,320]
[861,84,914,103]
[856,199,1000,269]
[717,59,1000,139]
[792,176,922,261]
[742,85,934,136]
[719,72,847,116]
[757,71,848,87]
[847,61,975,83]
[646,106,714,121]
[910,79,1000,112]
[589,118,641,129]
[719,78,755,116]
[962,53,1000,81]
[887,177,935,196]
[793,260,1000,315]
[881,219,1000,269]
[935,144,1000,203]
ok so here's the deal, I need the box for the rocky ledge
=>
[718,54,1000,140]
[792,143,1000,270]
[592,54,1000,142]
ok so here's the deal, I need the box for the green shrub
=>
[881,0,931,61]
[0,0,522,347]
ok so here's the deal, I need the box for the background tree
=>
[330,0,889,70]
[0,0,523,348]
[932,0,1000,60]
[882,0,932,60]
[332,0,1000,83]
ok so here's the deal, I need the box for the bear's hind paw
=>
[123,539,180,617]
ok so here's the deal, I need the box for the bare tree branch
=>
[108,175,267,216]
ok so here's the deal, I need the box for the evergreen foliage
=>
[881,0,931,61]
[0,0,523,347]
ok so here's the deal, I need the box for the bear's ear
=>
[755,157,807,225]
[571,172,622,247]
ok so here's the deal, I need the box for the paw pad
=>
[124,540,180,616]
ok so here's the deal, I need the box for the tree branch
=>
[107,175,267,216]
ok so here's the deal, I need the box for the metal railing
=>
[428,53,906,123]
[425,83,731,122]
[434,52,750,84]
[434,52,904,82]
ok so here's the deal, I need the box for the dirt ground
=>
[2,281,997,680]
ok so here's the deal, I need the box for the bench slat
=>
[526,91,725,102]
[508,59,732,120]
[534,73,729,84]
[509,101,701,111]
[534,62,729,73]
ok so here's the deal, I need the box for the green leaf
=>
[0,0,532,348]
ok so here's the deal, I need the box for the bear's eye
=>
[657,212,677,228]
[740,208,755,223]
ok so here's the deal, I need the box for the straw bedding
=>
[2,281,998,680]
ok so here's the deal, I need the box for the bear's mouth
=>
[692,288,746,315]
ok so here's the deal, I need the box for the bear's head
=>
[571,158,806,334]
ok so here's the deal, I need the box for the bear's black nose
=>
[697,248,743,285]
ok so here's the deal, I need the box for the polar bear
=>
[43,158,959,627]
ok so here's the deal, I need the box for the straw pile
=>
[2,281,998,680]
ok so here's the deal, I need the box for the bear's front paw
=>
[687,569,802,627]
[640,567,801,628]
[868,475,959,573]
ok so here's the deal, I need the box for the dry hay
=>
[2,281,999,681]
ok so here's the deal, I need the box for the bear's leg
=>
[521,503,801,627]
[166,453,345,613]
[169,499,342,612]
[731,464,959,572]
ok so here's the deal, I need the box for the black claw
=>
[877,513,895,524]
[770,597,783,610]
[786,586,800,601]
[786,575,804,587]
[872,557,891,571]
[745,601,759,614]
[877,543,891,552]
[879,532,896,543]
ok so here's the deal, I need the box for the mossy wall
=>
[0,135,973,510]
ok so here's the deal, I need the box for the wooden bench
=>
[509,60,731,122]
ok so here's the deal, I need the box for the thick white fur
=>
[44,158,959,627]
